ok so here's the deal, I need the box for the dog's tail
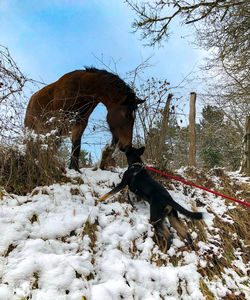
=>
[169,199,203,220]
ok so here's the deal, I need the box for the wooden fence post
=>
[157,93,173,162]
[241,116,250,176]
[189,92,196,166]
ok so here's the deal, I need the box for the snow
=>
[0,167,249,299]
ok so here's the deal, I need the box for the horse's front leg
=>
[70,123,86,172]
[99,135,118,170]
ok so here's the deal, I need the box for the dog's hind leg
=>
[126,189,135,209]
[167,208,195,250]
[150,205,173,250]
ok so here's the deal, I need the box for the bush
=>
[0,134,65,195]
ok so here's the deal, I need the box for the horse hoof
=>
[69,164,82,173]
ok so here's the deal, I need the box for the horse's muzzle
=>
[118,142,131,152]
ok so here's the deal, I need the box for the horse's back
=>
[25,70,90,130]
[24,82,56,130]
[28,70,86,106]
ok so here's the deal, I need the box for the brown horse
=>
[24,67,144,171]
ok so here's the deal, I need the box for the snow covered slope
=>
[0,167,249,299]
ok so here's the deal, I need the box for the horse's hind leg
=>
[70,123,87,172]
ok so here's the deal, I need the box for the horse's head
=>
[107,95,145,151]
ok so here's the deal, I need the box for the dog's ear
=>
[136,146,145,156]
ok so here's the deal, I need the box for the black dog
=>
[98,146,203,250]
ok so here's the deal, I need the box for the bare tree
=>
[0,45,28,103]
[132,77,184,168]
[157,93,172,162]
[189,92,196,166]
[240,116,250,176]
[125,1,248,49]
[199,62,249,136]
[126,0,250,137]
[0,45,34,143]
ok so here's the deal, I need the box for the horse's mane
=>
[85,67,135,96]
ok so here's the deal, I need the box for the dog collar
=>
[129,162,145,177]
[131,162,145,167]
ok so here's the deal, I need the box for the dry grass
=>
[81,219,99,251]
[0,135,65,195]
[178,167,249,299]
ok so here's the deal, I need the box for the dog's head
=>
[125,146,145,166]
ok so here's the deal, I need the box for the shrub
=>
[0,134,65,195]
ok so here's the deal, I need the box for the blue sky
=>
[0,0,205,83]
[0,0,206,160]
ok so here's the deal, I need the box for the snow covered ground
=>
[0,167,249,299]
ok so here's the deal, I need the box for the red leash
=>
[145,166,250,208]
